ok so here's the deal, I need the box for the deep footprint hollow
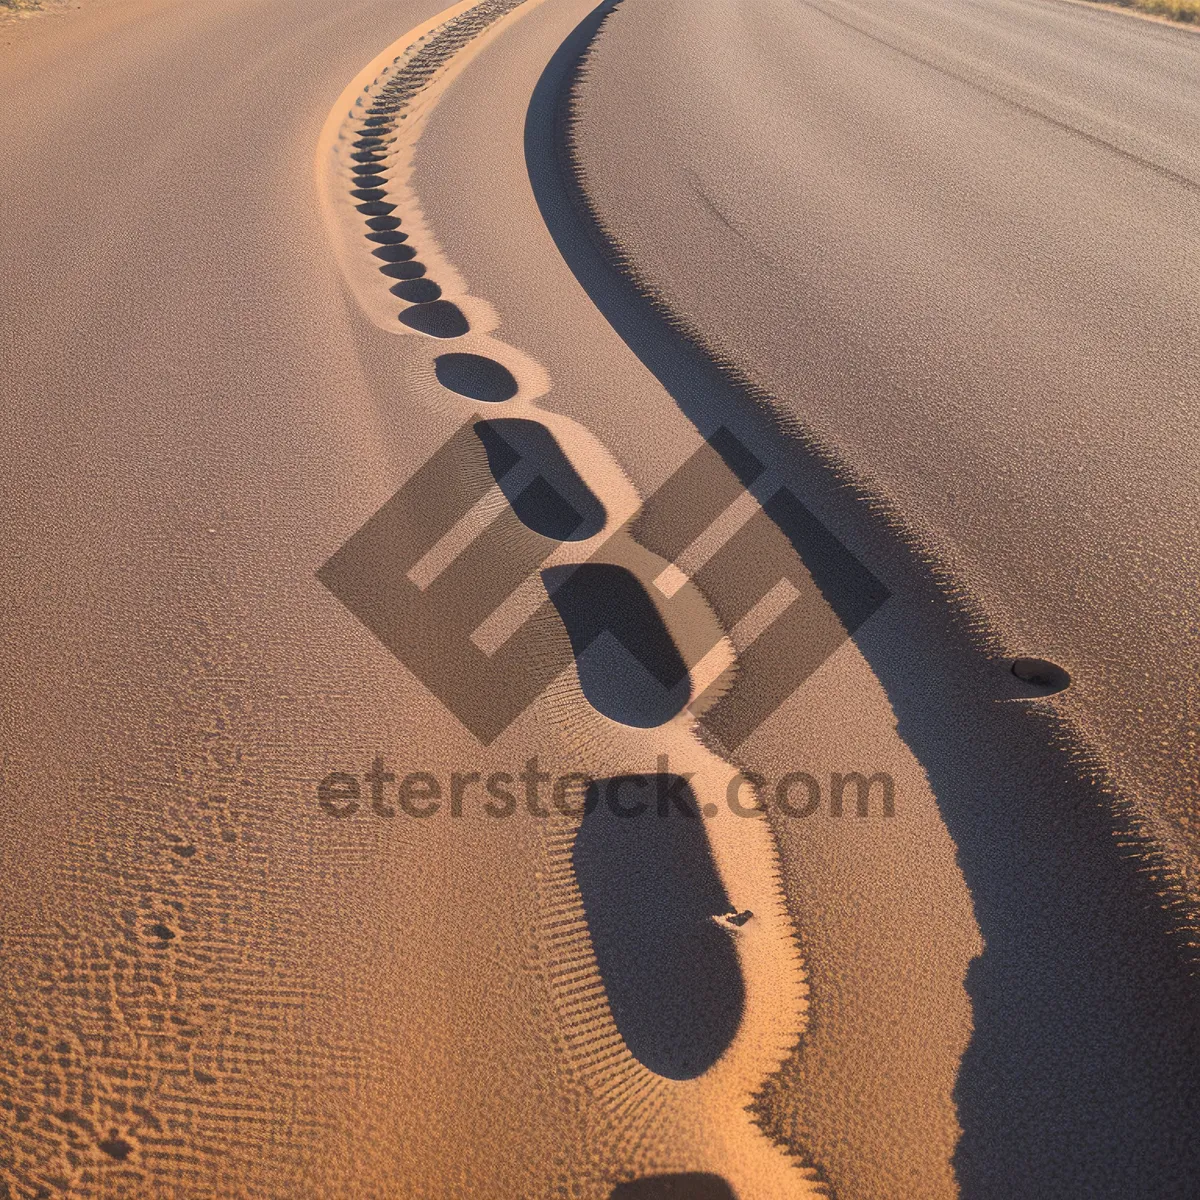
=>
[610,1178,737,1200]
[434,352,518,402]
[475,419,605,540]
[573,775,744,1078]
[390,278,441,303]
[379,260,426,280]
[542,563,690,726]
[373,243,416,262]
[398,300,469,338]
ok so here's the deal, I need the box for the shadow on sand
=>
[542,563,690,726]
[610,1174,736,1199]
[476,417,606,540]
[574,775,743,1079]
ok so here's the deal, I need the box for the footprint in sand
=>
[378,260,427,280]
[474,417,605,540]
[435,352,517,402]
[610,1176,736,1200]
[391,278,442,303]
[573,774,744,1079]
[372,243,416,262]
[542,563,690,728]
[399,299,470,338]
[470,415,689,727]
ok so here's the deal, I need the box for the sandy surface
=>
[568,0,1200,892]
[1,0,1198,1196]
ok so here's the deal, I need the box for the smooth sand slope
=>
[1,0,1198,1197]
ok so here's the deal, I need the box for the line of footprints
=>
[349,113,477,339]
[346,100,697,726]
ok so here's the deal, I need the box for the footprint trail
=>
[317,2,827,1195]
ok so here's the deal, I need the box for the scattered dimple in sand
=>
[610,1176,737,1200]
[475,418,605,538]
[434,351,517,401]
[398,300,469,337]
[379,260,427,280]
[389,278,442,303]
[145,922,176,942]
[169,843,197,858]
[573,775,743,1078]
[372,243,417,262]
[97,1134,133,1162]
[542,564,691,727]
[1011,656,1070,692]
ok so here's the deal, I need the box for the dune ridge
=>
[555,0,1200,968]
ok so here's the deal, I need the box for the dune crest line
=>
[542,0,1200,967]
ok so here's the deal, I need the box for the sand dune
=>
[2,0,1198,1195]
